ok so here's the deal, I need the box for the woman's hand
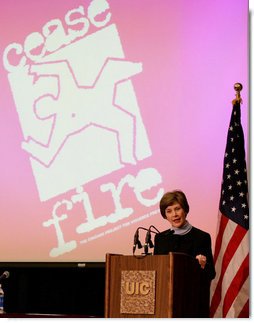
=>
[196,254,207,269]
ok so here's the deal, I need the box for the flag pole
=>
[232,82,243,104]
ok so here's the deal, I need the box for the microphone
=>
[0,271,10,282]
[144,225,161,254]
[144,229,151,254]
[133,226,161,255]
[133,228,143,254]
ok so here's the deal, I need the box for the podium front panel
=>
[105,254,173,318]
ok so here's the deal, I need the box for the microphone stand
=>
[133,227,143,254]
[133,226,161,256]
[143,225,158,255]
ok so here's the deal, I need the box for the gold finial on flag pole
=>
[232,82,243,104]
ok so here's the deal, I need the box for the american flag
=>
[210,101,249,317]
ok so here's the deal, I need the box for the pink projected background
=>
[0,0,248,262]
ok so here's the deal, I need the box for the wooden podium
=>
[105,253,210,318]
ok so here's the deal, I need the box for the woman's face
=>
[165,202,187,228]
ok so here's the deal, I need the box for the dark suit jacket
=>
[154,226,216,280]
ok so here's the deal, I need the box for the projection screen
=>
[0,0,248,262]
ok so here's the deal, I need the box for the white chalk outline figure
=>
[22,58,142,167]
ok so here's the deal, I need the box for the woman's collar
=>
[172,220,192,235]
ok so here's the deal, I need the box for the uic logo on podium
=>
[120,270,156,315]
[125,281,150,295]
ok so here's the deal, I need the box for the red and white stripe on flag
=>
[210,213,249,317]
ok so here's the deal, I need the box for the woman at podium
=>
[154,190,216,280]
